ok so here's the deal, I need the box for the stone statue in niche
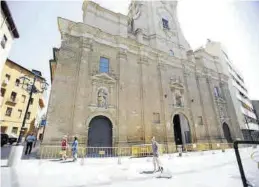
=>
[97,88,108,108]
[175,91,183,107]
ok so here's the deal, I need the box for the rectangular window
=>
[99,57,109,73]
[26,112,31,120]
[15,79,20,86]
[18,109,22,118]
[198,116,203,125]
[153,113,160,124]
[1,88,6,97]
[11,127,18,134]
[162,18,169,29]
[5,107,12,116]
[22,95,26,103]
[10,92,17,101]
[30,98,34,105]
[214,87,221,97]
[1,35,7,49]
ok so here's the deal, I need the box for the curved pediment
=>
[170,82,184,90]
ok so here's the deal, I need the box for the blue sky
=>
[7,0,259,100]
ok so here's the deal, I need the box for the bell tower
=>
[128,1,190,57]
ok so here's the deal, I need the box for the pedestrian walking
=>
[151,136,163,173]
[25,132,36,155]
[61,135,68,160]
[71,136,78,161]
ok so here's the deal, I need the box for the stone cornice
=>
[58,17,183,63]
[57,17,224,78]
[82,0,128,23]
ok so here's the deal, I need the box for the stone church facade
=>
[44,1,243,149]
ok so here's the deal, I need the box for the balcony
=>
[229,68,245,87]
[1,79,9,87]
[241,106,256,119]
[6,97,18,105]
[232,80,248,97]
[236,93,253,108]
[247,122,259,131]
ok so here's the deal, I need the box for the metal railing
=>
[39,142,235,159]
[39,146,133,159]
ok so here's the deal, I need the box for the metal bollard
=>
[177,145,183,157]
[7,145,24,167]
[118,157,121,165]
[118,148,122,165]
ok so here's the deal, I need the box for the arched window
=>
[214,86,221,97]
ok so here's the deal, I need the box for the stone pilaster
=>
[157,57,168,148]
[205,76,223,142]
[182,65,197,142]
[117,48,128,146]
[72,36,93,137]
[195,73,211,143]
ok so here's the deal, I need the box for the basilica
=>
[44,1,243,151]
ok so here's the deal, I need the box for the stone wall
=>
[43,2,243,146]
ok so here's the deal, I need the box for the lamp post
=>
[8,71,48,167]
[16,72,48,144]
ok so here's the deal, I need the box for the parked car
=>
[1,133,9,147]
[8,134,18,145]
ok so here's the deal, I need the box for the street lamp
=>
[17,72,48,144]
[8,72,48,167]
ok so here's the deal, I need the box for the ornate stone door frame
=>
[85,112,117,147]
[170,111,193,144]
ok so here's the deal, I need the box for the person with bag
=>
[71,136,78,162]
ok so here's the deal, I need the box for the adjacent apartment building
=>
[252,100,259,123]
[0,1,19,80]
[205,40,259,141]
[0,59,46,137]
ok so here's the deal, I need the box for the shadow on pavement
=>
[140,170,155,174]
[61,160,75,163]
[49,159,62,162]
